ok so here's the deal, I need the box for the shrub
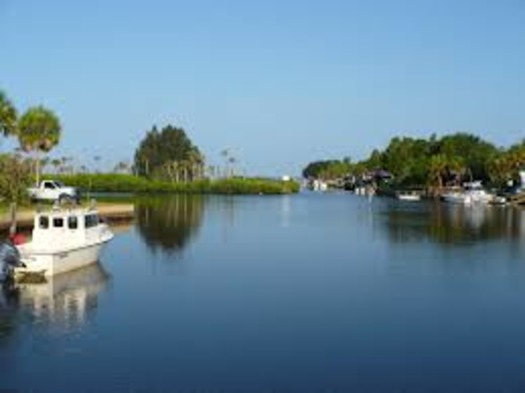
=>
[0,154,32,203]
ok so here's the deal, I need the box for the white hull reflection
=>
[17,262,109,329]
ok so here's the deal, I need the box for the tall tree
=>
[134,124,204,180]
[187,148,204,180]
[437,133,497,181]
[0,90,18,137]
[428,154,448,190]
[221,149,231,178]
[18,106,61,185]
[302,159,353,180]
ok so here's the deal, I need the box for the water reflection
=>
[0,281,19,344]
[0,262,110,339]
[135,195,205,255]
[380,201,525,245]
[17,262,110,332]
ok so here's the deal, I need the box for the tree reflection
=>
[380,201,525,246]
[135,195,205,256]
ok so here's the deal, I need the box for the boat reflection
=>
[16,262,110,331]
[380,201,525,246]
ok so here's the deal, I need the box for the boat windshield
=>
[85,214,99,228]
[39,215,49,229]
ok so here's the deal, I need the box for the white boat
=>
[308,179,328,191]
[14,205,114,277]
[441,181,493,205]
[396,192,421,201]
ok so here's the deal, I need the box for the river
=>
[2,192,525,392]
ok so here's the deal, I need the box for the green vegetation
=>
[134,125,204,181]
[303,133,525,190]
[0,154,32,203]
[0,91,18,137]
[0,90,60,204]
[302,158,353,180]
[0,90,299,198]
[55,173,300,195]
[127,123,298,194]
[18,106,62,185]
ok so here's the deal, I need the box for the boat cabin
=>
[463,181,484,191]
[31,209,104,250]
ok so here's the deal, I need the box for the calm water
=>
[3,192,525,392]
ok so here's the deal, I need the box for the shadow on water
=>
[0,261,110,342]
[378,200,525,246]
[135,195,205,257]
[0,281,19,344]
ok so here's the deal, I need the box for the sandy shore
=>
[0,202,135,232]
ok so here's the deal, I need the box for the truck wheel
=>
[58,194,73,205]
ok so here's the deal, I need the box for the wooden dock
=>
[508,193,525,206]
[0,202,135,233]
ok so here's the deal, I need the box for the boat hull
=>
[397,194,421,201]
[442,193,472,204]
[442,192,492,205]
[17,240,110,277]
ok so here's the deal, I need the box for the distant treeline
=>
[303,133,525,188]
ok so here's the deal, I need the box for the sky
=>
[1,0,524,176]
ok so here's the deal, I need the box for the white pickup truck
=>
[27,180,80,203]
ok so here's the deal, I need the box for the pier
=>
[0,202,135,233]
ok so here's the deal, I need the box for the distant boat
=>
[441,181,493,205]
[308,179,328,191]
[396,192,421,201]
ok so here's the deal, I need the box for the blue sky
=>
[1,0,524,175]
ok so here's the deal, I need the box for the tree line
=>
[303,133,525,189]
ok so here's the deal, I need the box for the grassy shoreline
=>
[54,174,300,195]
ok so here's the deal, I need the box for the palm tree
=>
[40,157,50,174]
[207,165,216,179]
[187,148,204,181]
[446,156,465,186]
[50,158,61,174]
[228,156,236,177]
[163,160,178,182]
[221,149,230,178]
[113,161,130,174]
[428,154,448,190]
[93,155,101,173]
[180,159,190,182]
[18,106,61,185]
[0,90,17,137]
